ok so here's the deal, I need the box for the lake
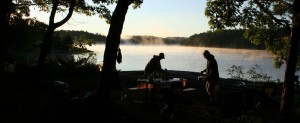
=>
[85,44,298,82]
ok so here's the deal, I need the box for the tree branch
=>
[54,0,76,28]
[49,0,58,25]
[253,0,290,29]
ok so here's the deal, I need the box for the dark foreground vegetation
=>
[1,61,300,123]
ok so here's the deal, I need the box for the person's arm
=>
[198,69,206,81]
[200,69,206,74]
[158,61,164,73]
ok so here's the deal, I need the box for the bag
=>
[117,48,122,64]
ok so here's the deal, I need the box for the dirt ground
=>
[118,70,300,123]
[1,70,299,123]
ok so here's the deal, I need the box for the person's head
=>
[159,52,165,59]
[203,50,211,59]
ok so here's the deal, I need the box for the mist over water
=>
[86,44,299,82]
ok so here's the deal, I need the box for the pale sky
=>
[30,0,211,38]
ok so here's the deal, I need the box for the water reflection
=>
[85,44,296,81]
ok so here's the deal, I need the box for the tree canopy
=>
[205,0,296,69]
[205,0,300,120]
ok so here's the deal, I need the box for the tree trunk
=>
[280,0,300,121]
[0,0,12,76]
[36,0,75,75]
[37,26,55,74]
[96,0,133,104]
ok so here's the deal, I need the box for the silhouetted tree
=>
[205,0,300,121]
[8,17,47,62]
[36,0,76,74]
[0,0,12,75]
[1,0,34,74]
[33,0,111,74]
[95,0,142,105]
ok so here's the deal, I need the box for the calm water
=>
[85,44,297,81]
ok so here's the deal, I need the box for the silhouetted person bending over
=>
[144,52,166,78]
[200,50,219,105]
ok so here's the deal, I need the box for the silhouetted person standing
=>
[200,50,219,104]
[144,52,165,78]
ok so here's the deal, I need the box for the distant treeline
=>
[55,30,107,44]
[182,29,265,49]
[122,36,185,45]
[56,29,265,50]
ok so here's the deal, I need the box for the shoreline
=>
[118,70,284,97]
[117,70,297,122]
[118,70,285,99]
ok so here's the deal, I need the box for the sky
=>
[30,0,211,38]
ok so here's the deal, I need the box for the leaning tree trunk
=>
[280,0,300,121]
[95,0,134,104]
[36,0,75,75]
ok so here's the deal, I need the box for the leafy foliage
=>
[11,0,33,18]
[52,30,100,54]
[205,0,299,69]
[244,27,290,68]
[226,64,273,82]
[246,65,272,82]
[31,0,112,22]
[44,52,100,80]
[52,32,73,50]
[226,65,245,80]
[7,17,47,63]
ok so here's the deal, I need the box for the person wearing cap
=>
[200,50,219,105]
[144,52,166,78]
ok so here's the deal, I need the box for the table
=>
[136,78,187,100]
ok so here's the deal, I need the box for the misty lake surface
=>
[85,44,298,81]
